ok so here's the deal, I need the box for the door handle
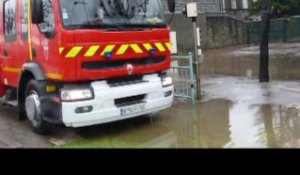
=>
[3,49,8,57]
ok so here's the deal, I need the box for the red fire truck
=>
[0,0,175,134]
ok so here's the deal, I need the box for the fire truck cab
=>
[0,0,175,134]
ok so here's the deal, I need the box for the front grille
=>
[82,56,166,70]
[115,94,146,107]
[107,75,146,87]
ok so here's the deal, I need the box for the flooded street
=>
[61,76,300,148]
[202,43,300,80]
[0,0,300,150]
[61,43,300,148]
[1,43,300,148]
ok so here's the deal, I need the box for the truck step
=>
[4,100,18,107]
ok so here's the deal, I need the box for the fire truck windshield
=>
[59,0,166,30]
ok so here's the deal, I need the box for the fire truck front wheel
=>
[24,80,51,135]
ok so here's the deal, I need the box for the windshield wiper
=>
[66,22,124,30]
[118,23,167,30]
[66,21,166,31]
[87,19,126,30]
[132,24,166,28]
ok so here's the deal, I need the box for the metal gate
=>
[286,17,300,42]
[169,53,196,103]
[247,16,300,44]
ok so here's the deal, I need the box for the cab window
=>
[21,0,28,40]
[39,0,55,31]
[3,0,17,42]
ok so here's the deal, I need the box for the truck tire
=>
[24,80,51,135]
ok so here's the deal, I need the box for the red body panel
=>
[0,0,171,92]
[73,29,171,81]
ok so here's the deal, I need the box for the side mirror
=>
[167,0,175,13]
[39,24,55,38]
[32,0,44,24]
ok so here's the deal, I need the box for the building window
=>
[3,0,17,41]
[242,0,249,9]
[231,0,237,10]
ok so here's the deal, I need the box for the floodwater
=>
[202,43,300,80]
[61,43,300,148]
[2,43,300,148]
[60,76,300,148]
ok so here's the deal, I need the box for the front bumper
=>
[61,74,174,128]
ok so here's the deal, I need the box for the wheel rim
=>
[25,90,41,127]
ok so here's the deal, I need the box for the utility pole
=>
[259,0,271,82]
[186,3,202,100]
[192,17,202,100]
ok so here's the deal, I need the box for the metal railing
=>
[247,16,300,44]
[169,52,196,104]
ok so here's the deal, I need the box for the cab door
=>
[1,0,20,87]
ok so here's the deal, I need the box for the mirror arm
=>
[167,0,176,13]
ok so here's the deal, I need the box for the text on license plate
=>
[120,104,146,116]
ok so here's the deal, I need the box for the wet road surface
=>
[58,76,300,148]
[1,44,300,148]
[0,106,51,148]
[1,76,300,148]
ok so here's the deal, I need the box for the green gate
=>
[286,17,300,42]
[247,16,300,44]
[169,53,196,104]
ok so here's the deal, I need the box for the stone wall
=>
[163,0,222,14]
[166,14,208,54]
[163,1,249,54]
[166,14,248,54]
[206,15,247,48]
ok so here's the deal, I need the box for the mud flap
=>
[0,69,6,97]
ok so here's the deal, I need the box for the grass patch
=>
[60,136,138,149]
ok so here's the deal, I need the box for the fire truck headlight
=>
[162,76,173,87]
[61,89,93,102]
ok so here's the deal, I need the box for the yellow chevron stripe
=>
[2,67,22,74]
[143,43,153,51]
[130,44,143,53]
[59,47,64,55]
[46,73,63,80]
[155,43,166,52]
[46,85,57,93]
[116,44,129,55]
[165,42,171,51]
[66,47,83,58]
[101,45,115,56]
[84,46,100,57]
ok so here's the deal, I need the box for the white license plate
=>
[120,103,146,116]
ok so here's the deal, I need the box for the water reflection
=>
[273,106,300,148]
[261,105,277,148]
[153,100,232,148]
[152,100,300,148]
[69,115,178,148]
[225,104,264,148]
[67,93,300,148]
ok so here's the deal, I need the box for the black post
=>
[192,17,201,100]
[259,0,271,82]
[283,20,287,42]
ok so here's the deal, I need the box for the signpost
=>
[186,3,202,100]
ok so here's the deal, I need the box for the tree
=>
[257,0,300,82]
[253,0,300,17]
[259,0,271,82]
